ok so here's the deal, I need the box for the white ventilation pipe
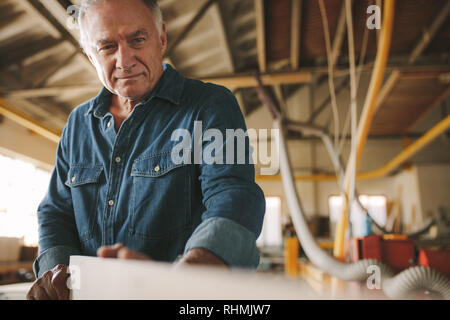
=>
[275,118,450,299]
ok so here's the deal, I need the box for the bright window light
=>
[257,197,282,247]
[328,194,387,237]
[0,154,51,245]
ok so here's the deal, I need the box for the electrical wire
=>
[337,8,370,160]
[345,0,358,230]
[318,0,340,149]
[356,17,370,89]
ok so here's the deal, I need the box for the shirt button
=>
[71,176,76,182]
[115,157,121,163]
[154,165,160,172]
[107,121,111,128]
[108,200,114,206]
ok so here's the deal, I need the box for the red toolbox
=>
[351,235,415,273]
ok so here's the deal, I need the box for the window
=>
[0,154,51,245]
[328,194,387,237]
[257,197,282,247]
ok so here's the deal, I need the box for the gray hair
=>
[77,0,163,50]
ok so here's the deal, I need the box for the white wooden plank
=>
[69,255,318,300]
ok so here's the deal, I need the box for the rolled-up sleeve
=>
[186,88,266,268]
[184,217,260,268]
[33,245,81,278]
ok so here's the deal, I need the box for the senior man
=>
[27,0,265,300]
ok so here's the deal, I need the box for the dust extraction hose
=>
[275,118,450,299]
[286,118,435,238]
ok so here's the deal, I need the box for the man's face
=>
[82,0,167,101]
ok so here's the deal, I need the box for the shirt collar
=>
[152,63,185,105]
[86,63,185,118]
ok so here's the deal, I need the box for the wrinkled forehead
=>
[81,1,156,42]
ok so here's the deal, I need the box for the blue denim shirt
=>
[33,64,265,278]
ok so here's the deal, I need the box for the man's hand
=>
[26,264,70,300]
[97,243,151,260]
[97,244,227,268]
[176,248,228,268]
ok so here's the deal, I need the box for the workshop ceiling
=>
[0,0,449,139]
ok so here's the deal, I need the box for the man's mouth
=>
[117,74,142,80]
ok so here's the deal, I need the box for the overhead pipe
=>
[254,78,450,301]
[334,0,395,259]
[256,113,450,182]
[284,118,437,237]
[275,117,450,299]
[254,0,450,299]
[357,115,450,179]
[253,61,450,303]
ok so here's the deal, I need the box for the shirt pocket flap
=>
[65,166,103,187]
[131,152,186,178]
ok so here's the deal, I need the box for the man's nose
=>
[116,45,136,72]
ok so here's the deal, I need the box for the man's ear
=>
[160,21,168,54]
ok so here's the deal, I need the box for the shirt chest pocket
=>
[130,152,191,239]
[65,165,103,242]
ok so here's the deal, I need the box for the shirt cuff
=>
[184,217,260,269]
[33,245,81,278]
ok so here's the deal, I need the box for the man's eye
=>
[133,38,145,44]
[100,45,115,51]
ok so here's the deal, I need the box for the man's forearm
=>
[33,245,81,278]
[177,248,227,267]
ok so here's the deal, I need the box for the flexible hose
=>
[286,118,435,238]
[275,118,450,299]
[383,266,450,299]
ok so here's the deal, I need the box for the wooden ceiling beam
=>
[210,3,234,74]
[254,0,266,73]
[39,0,81,40]
[6,85,101,99]
[165,0,218,58]
[26,0,94,71]
[408,2,450,64]
[198,64,450,91]
[0,37,64,68]
[290,0,302,70]
[32,51,79,87]
[375,1,450,114]
[0,97,61,143]
[404,87,450,134]
[200,70,312,90]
